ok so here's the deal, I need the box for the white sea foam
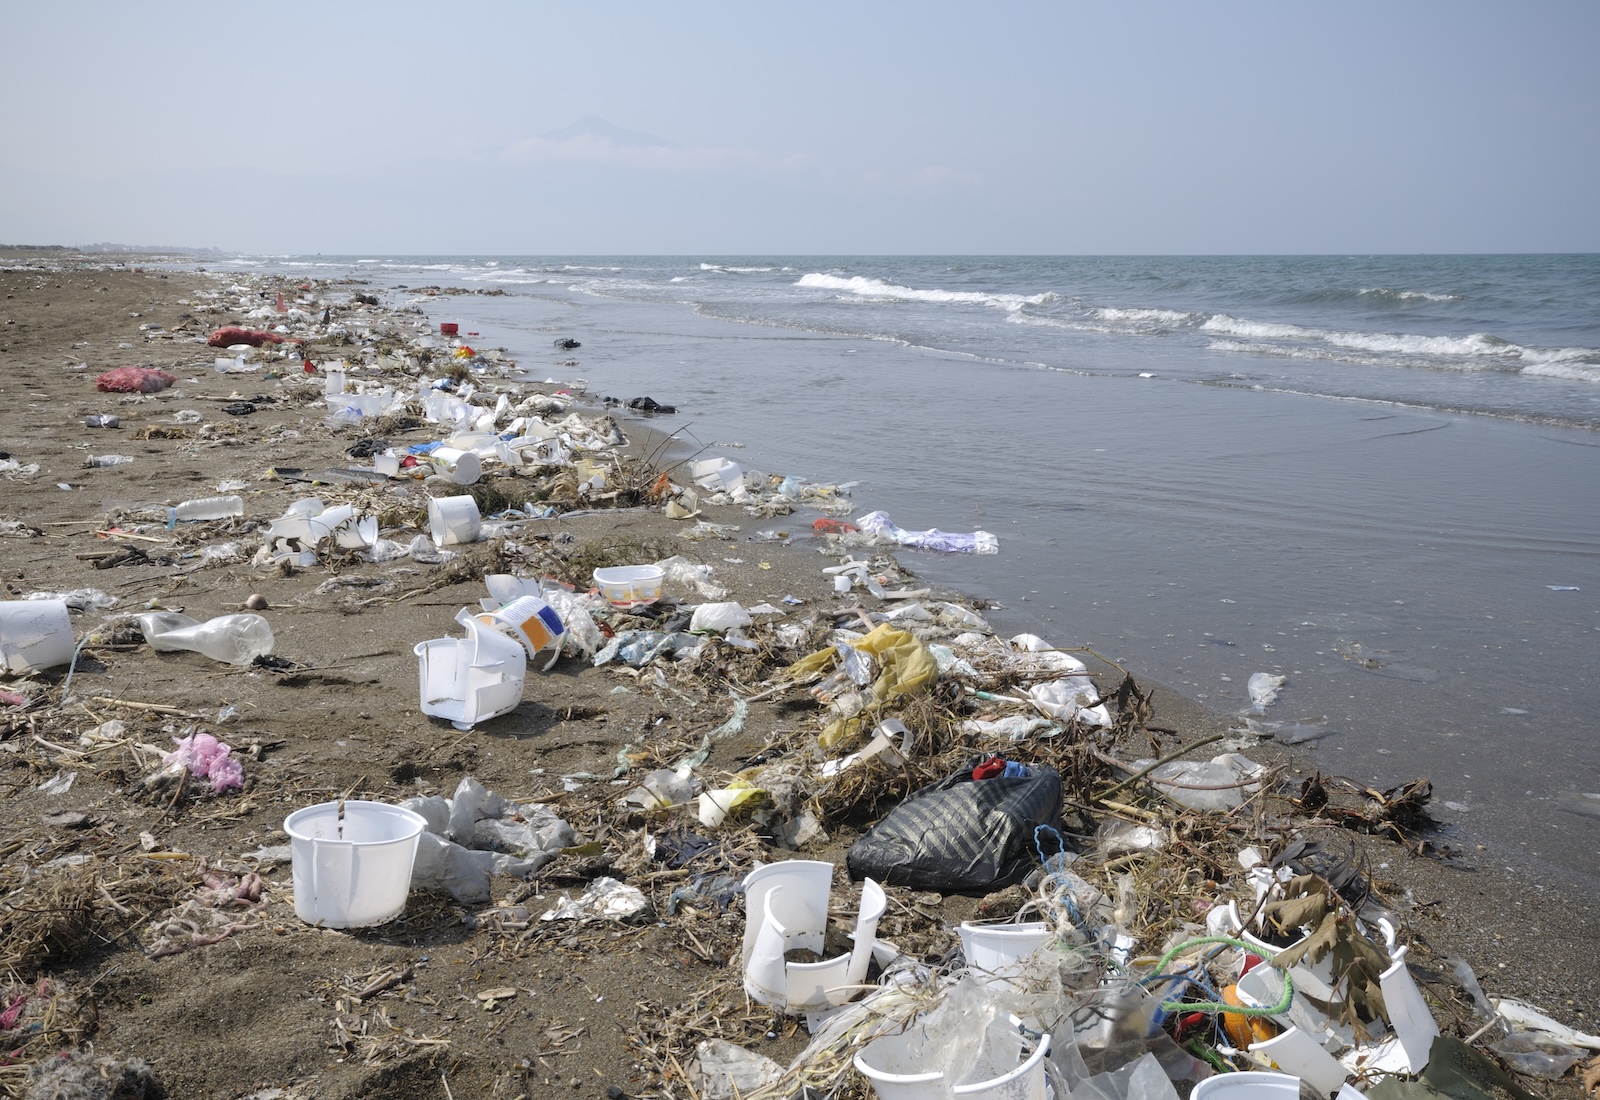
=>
[702,263,776,273]
[1199,314,1587,363]
[1359,287,1461,302]
[796,272,1054,311]
[1092,307,1203,325]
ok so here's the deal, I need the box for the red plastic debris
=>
[812,518,858,535]
[208,326,285,348]
[972,756,1007,781]
[95,366,177,393]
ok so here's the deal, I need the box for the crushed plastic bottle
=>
[166,495,244,527]
[136,612,274,665]
[85,455,135,467]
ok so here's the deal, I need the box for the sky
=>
[3,1,1597,255]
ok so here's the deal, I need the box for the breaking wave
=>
[796,272,1055,311]
[1358,287,1461,302]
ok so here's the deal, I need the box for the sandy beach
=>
[0,249,1594,1100]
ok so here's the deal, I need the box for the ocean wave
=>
[701,263,777,273]
[796,272,1055,311]
[1520,360,1600,383]
[1201,314,1556,359]
[1091,306,1204,326]
[1359,287,1461,302]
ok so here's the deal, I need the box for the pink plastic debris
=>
[95,366,177,393]
[162,731,244,794]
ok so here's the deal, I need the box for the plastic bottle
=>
[86,455,135,467]
[85,414,120,428]
[136,612,274,666]
[166,495,244,526]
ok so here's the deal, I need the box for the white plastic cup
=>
[428,495,481,546]
[0,599,75,673]
[283,801,427,928]
[430,447,482,486]
[373,453,400,477]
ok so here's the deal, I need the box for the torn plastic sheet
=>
[1010,633,1113,728]
[854,509,999,554]
[401,777,576,903]
[540,877,652,923]
[1136,753,1266,812]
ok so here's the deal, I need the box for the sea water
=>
[227,254,1600,888]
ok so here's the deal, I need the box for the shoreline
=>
[0,249,1593,1099]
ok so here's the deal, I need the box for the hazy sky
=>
[3,2,1596,255]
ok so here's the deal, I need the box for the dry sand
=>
[0,249,1593,1100]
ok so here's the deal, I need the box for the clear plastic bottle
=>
[166,495,244,526]
[136,612,274,665]
[86,455,135,467]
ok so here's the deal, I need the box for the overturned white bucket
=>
[854,1014,1050,1100]
[414,609,527,729]
[0,599,74,673]
[284,800,426,928]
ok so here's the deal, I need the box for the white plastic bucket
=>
[854,1016,1049,1100]
[283,800,426,928]
[429,495,481,545]
[1190,1071,1302,1100]
[0,599,75,673]
[958,921,1055,978]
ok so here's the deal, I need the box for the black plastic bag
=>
[846,762,1064,894]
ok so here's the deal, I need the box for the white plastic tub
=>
[593,564,665,607]
[283,801,427,927]
[854,1015,1049,1100]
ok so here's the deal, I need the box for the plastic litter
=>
[854,509,999,555]
[95,366,176,393]
[741,859,886,1013]
[284,800,426,927]
[160,731,244,794]
[414,608,527,729]
[136,612,274,666]
[1248,672,1287,710]
[540,877,652,923]
[0,598,75,673]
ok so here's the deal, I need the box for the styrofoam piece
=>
[854,1015,1050,1100]
[0,599,74,673]
[1376,920,1440,1072]
[741,861,885,1011]
[414,609,526,730]
[958,921,1056,982]
[687,456,743,492]
[429,495,481,545]
[1250,1027,1350,1097]
[1191,1070,1301,1100]
[283,800,426,928]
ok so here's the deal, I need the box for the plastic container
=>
[430,446,482,486]
[414,609,527,729]
[475,594,565,663]
[85,414,120,428]
[86,455,135,467]
[741,860,886,1012]
[1190,1071,1302,1100]
[439,322,459,336]
[167,495,244,525]
[957,921,1056,977]
[592,564,665,608]
[854,1016,1049,1099]
[428,495,481,545]
[283,800,427,927]
[137,611,274,665]
[0,599,75,673]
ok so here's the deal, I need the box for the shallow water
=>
[220,255,1600,890]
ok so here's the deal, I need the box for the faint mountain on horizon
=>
[540,115,678,149]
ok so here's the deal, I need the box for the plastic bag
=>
[847,762,1064,893]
